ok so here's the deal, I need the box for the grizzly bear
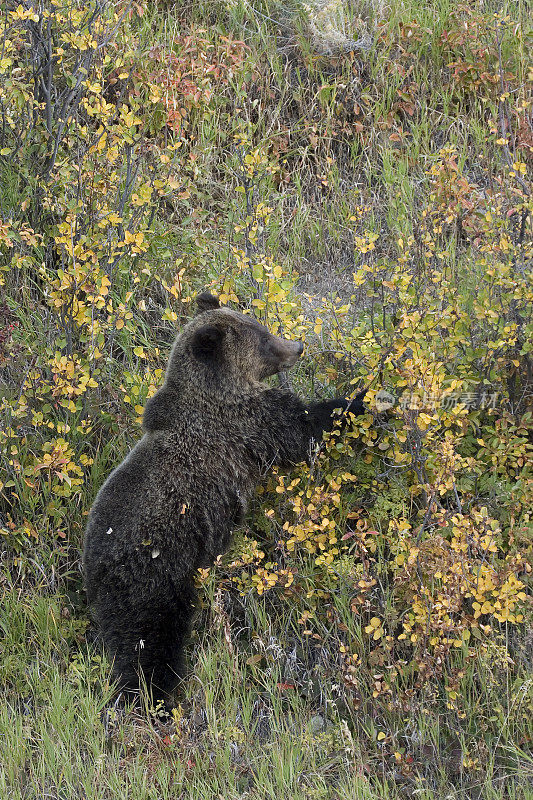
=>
[83,293,365,707]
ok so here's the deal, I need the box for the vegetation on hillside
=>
[0,0,531,797]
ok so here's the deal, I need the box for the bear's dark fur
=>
[83,293,365,707]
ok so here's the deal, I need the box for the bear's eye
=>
[258,333,271,348]
[258,335,276,358]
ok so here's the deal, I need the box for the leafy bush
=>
[0,0,531,793]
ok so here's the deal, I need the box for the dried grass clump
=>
[302,0,378,55]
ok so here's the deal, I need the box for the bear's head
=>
[143,294,303,428]
[177,292,303,384]
[144,294,304,428]
[143,293,304,429]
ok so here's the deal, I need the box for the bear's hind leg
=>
[95,580,196,711]
[134,585,196,710]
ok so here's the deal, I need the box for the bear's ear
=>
[196,292,221,314]
[191,324,225,361]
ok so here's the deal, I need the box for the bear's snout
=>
[274,337,304,370]
[256,335,303,378]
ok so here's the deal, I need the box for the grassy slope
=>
[1,0,532,798]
